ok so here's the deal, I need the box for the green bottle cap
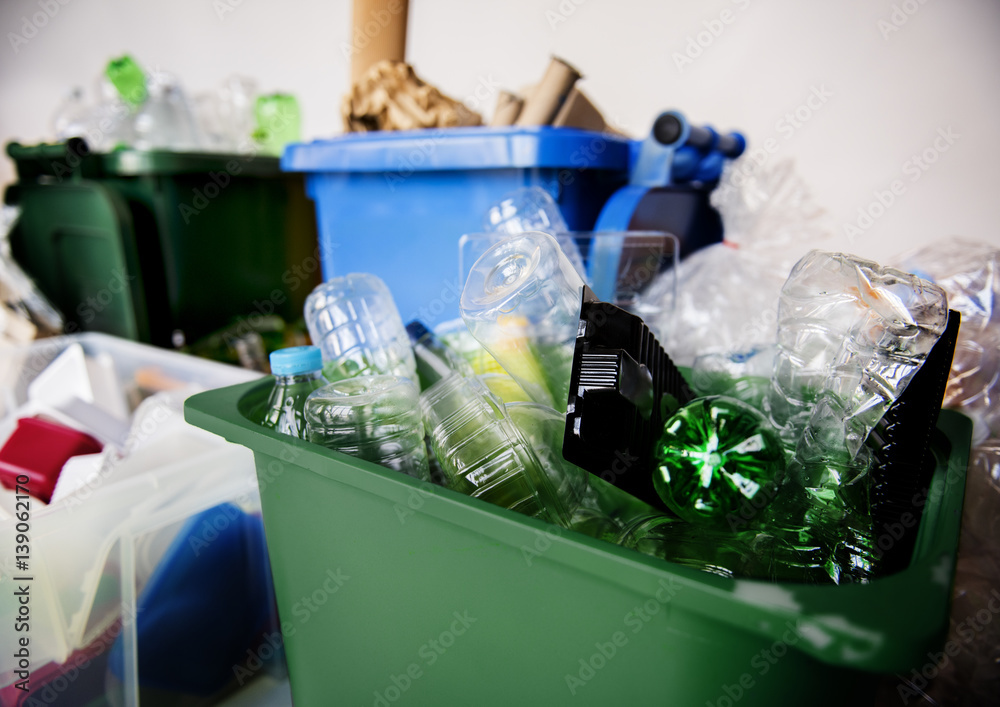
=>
[105,55,147,108]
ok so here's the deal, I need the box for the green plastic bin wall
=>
[185,379,971,707]
[5,140,320,347]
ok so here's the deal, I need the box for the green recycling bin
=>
[5,139,320,347]
[185,376,972,707]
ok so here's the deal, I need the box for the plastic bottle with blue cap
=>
[261,345,328,439]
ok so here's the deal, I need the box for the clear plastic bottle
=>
[305,274,417,382]
[304,375,430,482]
[483,187,586,278]
[419,374,571,525]
[460,232,585,413]
[260,346,327,439]
[406,321,472,390]
[759,250,949,583]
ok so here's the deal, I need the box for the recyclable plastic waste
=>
[259,346,327,440]
[460,232,584,413]
[483,188,587,278]
[304,375,430,482]
[304,274,416,382]
[52,55,300,155]
[638,159,833,365]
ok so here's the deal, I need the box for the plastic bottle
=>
[758,250,949,583]
[305,274,416,382]
[460,232,585,413]
[260,346,327,439]
[483,187,586,278]
[419,374,571,525]
[406,321,472,390]
[304,375,430,481]
[253,93,302,156]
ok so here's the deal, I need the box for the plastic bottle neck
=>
[274,369,325,386]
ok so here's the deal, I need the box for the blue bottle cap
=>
[269,346,323,375]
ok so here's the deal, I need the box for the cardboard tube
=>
[350,0,410,85]
[552,87,608,132]
[515,56,582,126]
[490,91,524,126]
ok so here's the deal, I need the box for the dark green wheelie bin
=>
[5,138,320,347]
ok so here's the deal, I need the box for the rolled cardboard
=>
[515,56,582,126]
[490,91,524,126]
[350,0,410,85]
[551,87,608,132]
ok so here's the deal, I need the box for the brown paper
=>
[551,87,608,132]
[342,60,483,132]
[515,56,582,126]
[350,0,410,85]
[490,91,524,127]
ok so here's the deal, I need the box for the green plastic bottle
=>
[105,55,148,108]
[253,93,301,156]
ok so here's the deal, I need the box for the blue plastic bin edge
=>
[281,126,634,173]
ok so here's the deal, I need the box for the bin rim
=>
[184,378,972,674]
[280,126,633,173]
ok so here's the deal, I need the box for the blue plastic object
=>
[269,345,322,375]
[283,127,632,325]
[109,503,278,697]
[595,111,743,266]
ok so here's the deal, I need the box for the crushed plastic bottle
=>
[770,250,949,470]
[304,375,430,481]
[755,250,948,584]
[253,93,302,156]
[132,69,203,151]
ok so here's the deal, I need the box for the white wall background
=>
[1,0,999,265]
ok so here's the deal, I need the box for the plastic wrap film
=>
[875,440,1000,706]
[637,159,833,366]
[874,238,1000,705]
[896,239,1000,444]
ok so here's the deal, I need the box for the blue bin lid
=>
[282,126,632,173]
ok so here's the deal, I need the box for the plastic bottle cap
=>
[270,346,322,375]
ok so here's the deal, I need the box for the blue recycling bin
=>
[282,127,632,324]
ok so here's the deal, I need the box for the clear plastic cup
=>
[460,232,585,412]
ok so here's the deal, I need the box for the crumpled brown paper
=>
[342,60,482,132]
